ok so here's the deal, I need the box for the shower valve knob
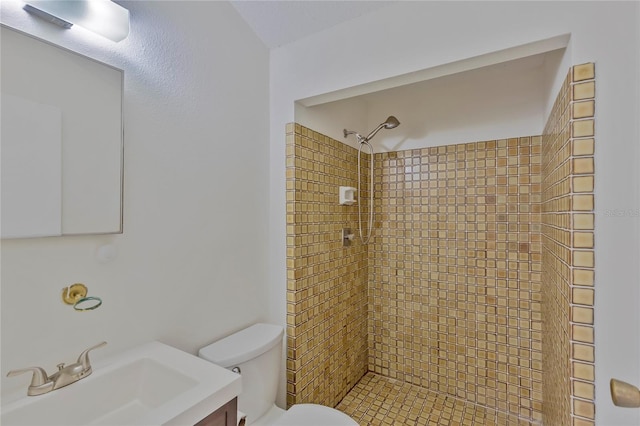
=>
[342,228,355,246]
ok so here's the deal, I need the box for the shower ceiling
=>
[297,49,566,152]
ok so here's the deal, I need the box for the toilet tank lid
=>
[198,323,284,368]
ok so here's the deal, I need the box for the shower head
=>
[364,116,401,142]
[343,116,401,143]
[383,116,400,129]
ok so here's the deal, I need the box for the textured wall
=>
[367,139,543,422]
[541,64,596,426]
[0,1,270,398]
[285,124,369,407]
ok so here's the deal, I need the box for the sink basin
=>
[1,341,241,425]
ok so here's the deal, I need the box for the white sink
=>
[1,341,241,425]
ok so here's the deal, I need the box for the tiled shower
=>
[286,64,596,425]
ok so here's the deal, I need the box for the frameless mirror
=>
[1,24,123,238]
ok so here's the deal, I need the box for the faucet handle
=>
[76,341,107,371]
[7,366,49,387]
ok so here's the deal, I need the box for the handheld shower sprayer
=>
[342,116,400,244]
[343,116,400,144]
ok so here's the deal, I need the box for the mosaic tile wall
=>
[285,124,369,407]
[541,63,596,426]
[367,138,543,422]
[285,64,596,425]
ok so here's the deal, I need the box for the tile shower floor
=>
[336,373,536,426]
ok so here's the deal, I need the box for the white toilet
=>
[198,323,358,426]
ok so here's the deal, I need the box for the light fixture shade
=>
[24,0,129,42]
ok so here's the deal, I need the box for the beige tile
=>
[572,138,595,156]
[572,324,595,343]
[572,195,594,211]
[573,214,594,230]
[337,373,538,426]
[572,288,595,306]
[573,380,595,399]
[572,101,595,119]
[574,81,595,100]
[573,399,595,419]
[573,269,595,286]
[572,176,594,193]
[573,232,594,248]
[572,306,594,324]
[572,158,595,175]
[287,124,369,408]
[573,362,595,381]
[540,66,595,422]
[286,122,295,134]
[573,120,595,138]
[573,343,595,362]
[573,63,595,82]
[573,250,595,268]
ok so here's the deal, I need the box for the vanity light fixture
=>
[23,0,129,42]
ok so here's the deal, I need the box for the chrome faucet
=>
[6,342,107,396]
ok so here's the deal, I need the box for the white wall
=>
[297,50,563,153]
[270,2,640,424]
[295,96,369,151]
[1,0,270,400]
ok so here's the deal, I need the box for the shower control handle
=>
[342,228,355,247]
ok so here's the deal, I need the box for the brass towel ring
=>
[73,296,103,311]
[62,283,103,311]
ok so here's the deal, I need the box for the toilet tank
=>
[199,323,284,423]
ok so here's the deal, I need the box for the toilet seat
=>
[272,404,358,426]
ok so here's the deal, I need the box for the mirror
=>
[1,24,123,238]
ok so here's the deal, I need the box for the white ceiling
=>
[229,1,392,48]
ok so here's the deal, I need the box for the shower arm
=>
[343,129,364,142]
[344,116,400,144]
[363,124,386,143]
[344,126,385,144]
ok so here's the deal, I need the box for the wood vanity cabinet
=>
[195,398,238,426]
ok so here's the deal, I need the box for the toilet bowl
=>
[199,323,357,426]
